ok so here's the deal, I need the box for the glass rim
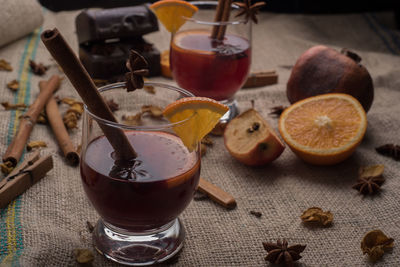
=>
[84,82,196,131]
[184,1,248,26]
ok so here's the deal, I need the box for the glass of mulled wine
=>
[80,82,200,265]
[170,1,251,121]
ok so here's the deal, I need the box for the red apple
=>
[224,109,285,166]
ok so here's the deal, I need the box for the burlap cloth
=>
[0,9,399,267]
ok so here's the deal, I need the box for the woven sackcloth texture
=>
[0,9,399,267]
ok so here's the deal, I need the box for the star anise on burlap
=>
[375,144,400,161]
[352,176,385,195]
[233,0,266,24]
[269,105,287,117]
[29,60,48,76]
[125,50,149,92]
[262,239,306,267]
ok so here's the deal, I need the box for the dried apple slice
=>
[224,109,285,166]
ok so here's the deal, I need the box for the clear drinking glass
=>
[170,1,252,121]
[80,82,200,265]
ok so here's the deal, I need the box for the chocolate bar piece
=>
[76,5,158,44]
[79,37,161,79]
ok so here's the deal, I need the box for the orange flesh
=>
[284,98,362,149]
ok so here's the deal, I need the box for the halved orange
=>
[149,0,198,33]
[163,97,229,151]
[279,93,367,165]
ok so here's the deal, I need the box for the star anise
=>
[125,50,149,92]
[233,0,266,24]
[269,105,287,117]
[376,144,400,161]
[109,159,150,181]
[263,239,306,267]
[352,176,385,195]
[29,60,48,76]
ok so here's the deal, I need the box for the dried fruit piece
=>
[61,97,78,106]
[141,105,163,118]
[37,110,48,124]
[263,239,306,265]
[0,59,12,71]
[300,207,333,226]
[359,164,384,179]
[143,78,156,94]
[201,135,213,146]
[1,102,27,110]
[61,98,84,129]
[0,161,14,175]
[63,112,79,129]
[122,113,143,126]
[73,249,94,264]
[361,230,394,262]
[27,141,47,151]
[7,80,19,91]
[224,108,285,166]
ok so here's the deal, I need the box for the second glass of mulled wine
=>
[80,82,200,266]
[170,1,252,121]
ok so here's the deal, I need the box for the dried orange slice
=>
[149,0,198,33]
[163,97,228,151]
[279,93,367,165]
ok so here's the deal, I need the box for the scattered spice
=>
[249,210,262,218]
[0,161,14,175]
[29,60,48,76]
[143,78,156,94]
[7,80,19,91]
[86,221,94,233]
[37,110,48,124]
[26,141,47,151]
[1,102,28,110]
[93,79,109,87]
[300,207,333,226]
[63,112,79,129]
[61,98,84,129]
[263,239,306,266]
[269,105,287,117]
[122,113,143,126]
[106,98,119,112]
[0,59,12,71]
[210,122,227,136]
[200,143,207,157]
[353,165,385,195]
[141,105,163,118]
[361,230,394,262]
[233,0,266,24]
[201,135,214,146]
[376,144,400,161]
[73,249,94,265]
[125,50,149,91]
[61,97,78,106]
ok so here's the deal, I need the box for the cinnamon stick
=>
[2,75,61,167]
[39,80,79,166]
[243,70,279,88]
[216,0,232,40]
[211,0,225,39]
[40,28,137,161]
[198,177,236,209]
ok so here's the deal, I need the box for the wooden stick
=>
[216,0,232,40]
[211,0,225,39]
[2,75,60,167]
[41,28,137,161]
[198,177,236,209]
[39,80,80,166]
[0,152,53,209]
[243,70,279,88]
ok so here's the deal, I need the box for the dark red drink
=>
[170,29,251,101]
[80,131,200,232]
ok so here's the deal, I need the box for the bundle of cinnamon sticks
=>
[211,0,233,40]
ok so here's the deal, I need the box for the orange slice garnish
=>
[149,0,198,33]
[279,93,367,165]
[163,97,228,151]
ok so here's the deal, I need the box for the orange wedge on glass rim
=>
[278,93,367,165]
[149,0,198,33]
[163,97,229,151]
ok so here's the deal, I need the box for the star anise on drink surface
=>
[352,176,385,195]
[109,159,150,181]
[262,239,306,267]
[376,144,400,161]
[29,60,48,76]
[125,50,149,92]
[233,0,266,24]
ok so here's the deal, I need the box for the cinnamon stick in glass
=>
[211,0,225,39]
[39,80,79,166]
[40,28,137,161]
[2,75,61,167]
[211,0,232,40]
